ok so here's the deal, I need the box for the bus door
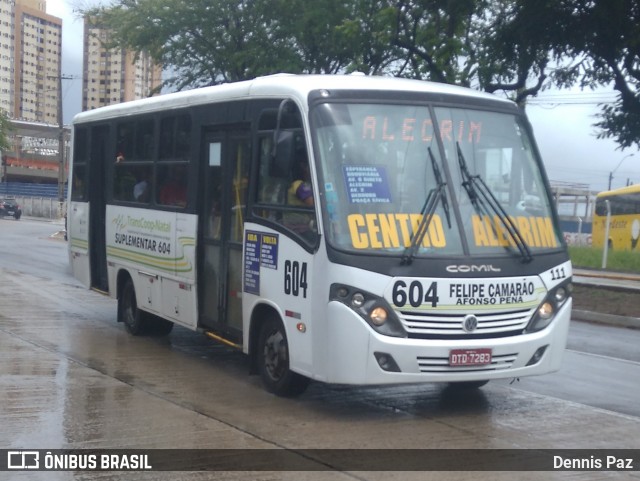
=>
[199,128,251,339]
[89,125,109,292]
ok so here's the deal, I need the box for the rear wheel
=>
[118,278,148,335]
[257,316,309,397]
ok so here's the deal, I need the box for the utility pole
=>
[608,153,635,190]
[55,75,74,218]
[57,72,64,206]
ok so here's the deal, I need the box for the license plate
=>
[449,348,492,366]
[7,211,14,215]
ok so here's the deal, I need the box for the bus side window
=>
[156,114,192,208]
[157,164,188,208]
[71,128,88,201]
[257,136,287,206]
[132,166,152,203]
[113,120,155,203]
[116,122,134,162]
[254,133,318,244]
[159,114,192,161]
[71,165,87,201]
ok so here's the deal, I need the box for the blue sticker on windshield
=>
[343,165,392,204]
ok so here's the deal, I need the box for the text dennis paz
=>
[554,455,635,470]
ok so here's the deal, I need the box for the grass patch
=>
[569,245,640,273]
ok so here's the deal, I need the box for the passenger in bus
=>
[133,170,151,202]
[285,153,316,238]
[159,166,188,207]
[288,154,314,207]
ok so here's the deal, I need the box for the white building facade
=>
[0,0,61,123]
[82,18,162,111]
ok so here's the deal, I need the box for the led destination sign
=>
[361,116,482,144]
[347,213,558,250]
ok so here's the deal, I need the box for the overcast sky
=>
[46,0,640,194]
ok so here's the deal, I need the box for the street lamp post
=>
[48,74,73,218]
[608,153,635,190]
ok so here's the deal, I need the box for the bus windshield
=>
[312,102,562,257]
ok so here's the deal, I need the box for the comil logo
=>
[446,264,501,273]
[8,451,39,469]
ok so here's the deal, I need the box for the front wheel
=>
[257,316,309,397]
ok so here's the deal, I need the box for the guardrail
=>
[1,196,66,220]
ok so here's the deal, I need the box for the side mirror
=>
[271,98,299,157]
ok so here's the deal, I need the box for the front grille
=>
[398,307,534,339]
[417,353,518,373]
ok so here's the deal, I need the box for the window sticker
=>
[343,165,392,204]
[244,231,261,295]
[244,231,280,295]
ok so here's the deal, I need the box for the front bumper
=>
[324,298,572,385]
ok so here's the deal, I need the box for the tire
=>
[257,316,309,397]
[148,315,174,336]
[118,278,148,335]
[447,380,489,390]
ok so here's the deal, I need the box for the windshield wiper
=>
[456,142,532,263]
[401,147,452,265]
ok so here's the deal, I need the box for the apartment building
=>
[82,17,161,110]
[0,0,62,123]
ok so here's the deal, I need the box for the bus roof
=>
[73,74,515,125]
[597,183,640,197]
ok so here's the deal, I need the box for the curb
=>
[23,215,65,225]
[572,309,640,329]
[573,269,640,283]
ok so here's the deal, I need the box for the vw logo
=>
[462,314,478,333]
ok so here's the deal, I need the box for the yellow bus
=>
[593,184,640,250]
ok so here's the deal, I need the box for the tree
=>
[391,0,483,84]
[84,0,640,148]
[389,0,557,105]
[561,0,640,150]
[84,0,370,89]
[487,0,640,149]
[270,0,354,74]
[473,0,558,106]
[0,109,12,153]
[86,0,296,89]
[338,0,402,75]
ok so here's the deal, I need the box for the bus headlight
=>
[370,307,388,326]
[351,292,365,308]
[526,279,572,333]
[538,302,554,320]
[330,284,407,338]
[554,286,569,303]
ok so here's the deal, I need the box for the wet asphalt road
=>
[1,218,639,480]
